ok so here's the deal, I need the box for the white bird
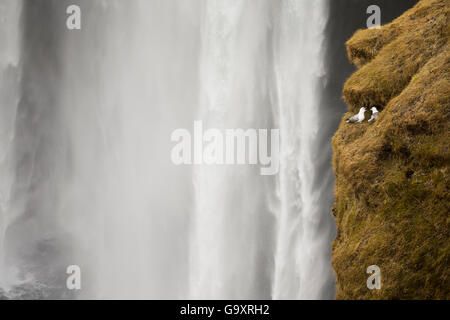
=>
[368,107,379,123]
[346,107,366,123]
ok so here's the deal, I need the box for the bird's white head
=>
[371,107,379,113]
[359,107,366,114]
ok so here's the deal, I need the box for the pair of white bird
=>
[346,106,379,123]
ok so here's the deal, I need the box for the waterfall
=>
[0,0,23,290]
[0,0,335,299]
[191,0,334,300]
[190,0,277,299]
[272,0,334,299]
[55,0,201,299]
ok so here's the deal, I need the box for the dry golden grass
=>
[332,0,450,299]
[344,0,449,113]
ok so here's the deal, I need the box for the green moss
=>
[343,0,449,113]
[332,0,450,300]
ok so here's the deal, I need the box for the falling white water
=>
[0,0,334,299]
[272,0,333,299]
[56,1,201,299]
[190,0,277,299]
[191,0,333,300]
[0,0,201,299]
[0,0,23,290]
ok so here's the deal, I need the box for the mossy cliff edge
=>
[332,0,449,299]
